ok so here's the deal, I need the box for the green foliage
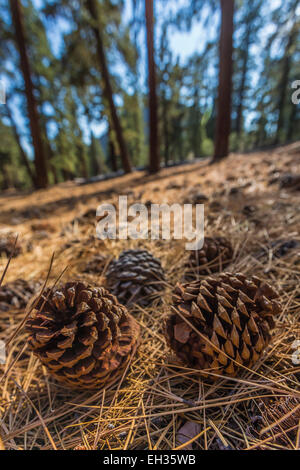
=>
[121,92,146,167]
[200,108,214,156]
[0,121,29,189]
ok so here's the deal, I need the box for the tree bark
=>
[235,25,250,136]
[162,90,169,166]
[109,140,118,173]
[213,0,234,162]
[145,0,160,173]
[9,0,48,188]
[287,99,297,142]
[275,27,297,144]
[86,0,131,173]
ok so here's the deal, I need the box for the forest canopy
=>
[0,0,299,190]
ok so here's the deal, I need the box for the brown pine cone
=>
[279,173,300,190]
[0,279,41,312]
[26,281,140,389]
[0,234,22,258]
[106,249,166,307]
[184,236,233,280]
[260,396,300,446]
[165,273,281,378]
[84,255,108,274]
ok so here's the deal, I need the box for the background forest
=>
[0,0,299,190]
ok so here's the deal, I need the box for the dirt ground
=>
[0,143,299,450]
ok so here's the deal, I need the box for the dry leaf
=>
[176,421,201,449]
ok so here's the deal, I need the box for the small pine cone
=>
[279,173,300,190]
[106,249,165,307]
[26,281,140,389]
[0,234,22,258]
[184,237,233,280]
[165,273,281,378]
[84,255,108,274]
[0,279,41,312]
[260,396,300,446]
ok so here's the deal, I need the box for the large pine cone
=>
[26,281,140,389]
[0,279,41,312]
[184,237,233,280]
[106,249,166,307]
[166,273,281,378]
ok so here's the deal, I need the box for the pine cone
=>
[106,249,166,307]
[260,396,300,446]
[0,234,22,258]
[279,173,300,190]
[184,237,233,280]
[26,281,140,389]
[84,255,108,274]
[165,273,281,378]
[0,279,41,312]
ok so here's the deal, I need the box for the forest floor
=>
[0,142,300,450]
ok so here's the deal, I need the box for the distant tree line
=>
[0,0,299,190]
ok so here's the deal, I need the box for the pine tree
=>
[213,0,235,162]
[274,1,299,144]
[9,0,48,188]
[85,0,132,174]
[158,21,172,166]
[233,0,262,138]
[145,0,159,173]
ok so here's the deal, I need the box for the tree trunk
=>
[86,0,131,174]
[213,0,234,162]
[9,0,48,188]
[162,90,169,166]
[235,25,250,136]
[287,99,297,142]
[192,88,201,158]
[275,27,297,144]
[109,140,118,173]
[145,0,160,173]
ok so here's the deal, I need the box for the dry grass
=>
[0,144,300,450]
